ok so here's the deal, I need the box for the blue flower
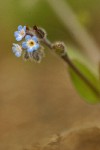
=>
[12,43,22,57]
[22,35,40,52]
[14,25,26,41]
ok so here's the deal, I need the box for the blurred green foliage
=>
[0,0,99,103]
[68,60,100,104]
[1,0,100,43]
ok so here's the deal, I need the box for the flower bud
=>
[33,25,47,39]
[31,46,45,63]
[52,42,66,56]
[23,51,29,60]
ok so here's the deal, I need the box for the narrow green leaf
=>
[68,60,100,104]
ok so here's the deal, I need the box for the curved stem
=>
[26,28,100,98]
[62,54,100,97]
[42,38,100,98]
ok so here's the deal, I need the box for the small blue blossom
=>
[22,35,40,52]
[14,25,26,41]
[12,43,22,57]
[12,25,45,62]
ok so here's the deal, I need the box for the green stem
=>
[62,54,100,97]
[26,28,100,98]
[42,38,100,98]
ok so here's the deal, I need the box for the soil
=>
[0,54,100,150]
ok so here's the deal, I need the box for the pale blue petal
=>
[12,47,16,53]
[22,42,27,49]
[27,47,34,52]
[32,36,38,42]
[15,51,21,57]
[14,31,19,37]
[35,43,40,50]
[25,35,31,40]
[16,36,22,41]
[23,26,26,31]
[18,25,22,31]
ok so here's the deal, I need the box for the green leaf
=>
[68,60,100,104]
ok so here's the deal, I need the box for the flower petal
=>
[16,36,22,41]
[23,26,26,31]
[14,31,19,37]
[25,35,31,40]
[34,43,40,50]
[22,42,27,49]
[15,51,21,57]
[18,25,23,31]
[27,47,34,52]
[32,36,38,42]
[12,46,16,53]
[12,43,17,47]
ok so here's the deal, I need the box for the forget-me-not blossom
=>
[22,35,39,52]
[12,43,22,57]
[12,25,45,62]
[14,25,26,41]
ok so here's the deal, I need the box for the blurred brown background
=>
[0,0,100,149]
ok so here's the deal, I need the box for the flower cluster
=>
[12,25,45,62]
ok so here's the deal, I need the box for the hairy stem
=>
[62,54,100,97]
[42,38,100,98]
[26,28,100,98]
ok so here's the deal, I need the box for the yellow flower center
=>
[20,30,25,36]
[28,40,35,47]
